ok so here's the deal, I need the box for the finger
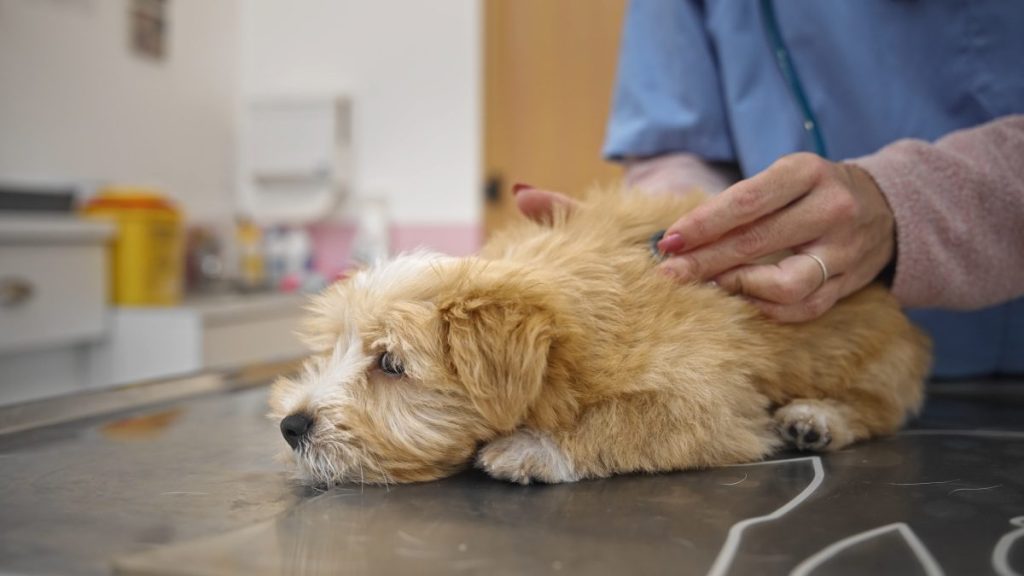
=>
[662,153,825,252]
[514,187,578,223]
[746,275,846,323]
[658,193,831,282]
[715,252,831,305]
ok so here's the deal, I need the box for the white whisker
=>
[367,449,392,492]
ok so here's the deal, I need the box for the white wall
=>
[0,0,240,221]
[0,0,482,227]
[241,0,482,226]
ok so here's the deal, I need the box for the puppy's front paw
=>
[477,430,578,485]
[775,401,851,452]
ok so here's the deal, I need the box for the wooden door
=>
[483,0,627,235]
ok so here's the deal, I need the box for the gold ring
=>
[802,253,829,290]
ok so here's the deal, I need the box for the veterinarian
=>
[516,1,1024,379]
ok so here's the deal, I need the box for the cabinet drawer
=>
[0,244,107,353]
[203,312,308,371]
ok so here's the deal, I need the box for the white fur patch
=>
[477,430,578,485]
[278,329,369,417]
[352,249,453,294]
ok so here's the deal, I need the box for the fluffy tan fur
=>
[269,190,930,485]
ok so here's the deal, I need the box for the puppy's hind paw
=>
[775,401,851,452]
[477,430,579,485]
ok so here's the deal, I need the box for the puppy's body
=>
[271,192,930,485]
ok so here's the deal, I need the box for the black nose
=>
[280,414,313,449]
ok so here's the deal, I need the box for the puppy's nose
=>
[280,414,313,449]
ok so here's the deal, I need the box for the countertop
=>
[0,372,1021,576]
[0,215,113,244]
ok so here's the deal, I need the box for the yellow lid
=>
[84,186,179,215]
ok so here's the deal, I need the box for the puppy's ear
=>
[439,266,555,433]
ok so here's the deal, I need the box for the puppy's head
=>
[269,251,560,485]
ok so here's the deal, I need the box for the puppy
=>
[270,191,930,485]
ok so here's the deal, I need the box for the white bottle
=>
[264,226,289,286]
[350,197,390,266]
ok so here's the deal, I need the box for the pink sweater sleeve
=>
[850,115,1024,310]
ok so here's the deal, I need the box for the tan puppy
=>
[270,191,930,486]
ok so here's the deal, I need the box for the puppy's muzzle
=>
[280,413,313,449]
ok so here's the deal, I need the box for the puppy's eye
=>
[378,352,405,377]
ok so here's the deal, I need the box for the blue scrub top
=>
[603,0,1024,378]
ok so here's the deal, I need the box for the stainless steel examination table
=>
[0,364,1022,576]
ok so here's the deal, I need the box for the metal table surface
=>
[0,370,1022,576]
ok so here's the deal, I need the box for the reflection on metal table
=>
[0,367,1022,576]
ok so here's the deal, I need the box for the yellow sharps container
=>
[83,187,184,306]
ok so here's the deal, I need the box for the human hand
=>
[656,153,895,322]
[513,184,578,223]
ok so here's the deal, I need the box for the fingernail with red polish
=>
[657,233,685,254]
[512,182,533,195]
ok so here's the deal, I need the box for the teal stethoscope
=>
[651,1,829,258]
[760,0,829,158]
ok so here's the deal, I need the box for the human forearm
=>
[851,115,1024,309]
[624,153,740,196]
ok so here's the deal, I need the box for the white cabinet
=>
[0,217,112,352]
[0,217,113,405]
[92,293,310,387]
[0,243,107,353]
[0,217,310,407]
